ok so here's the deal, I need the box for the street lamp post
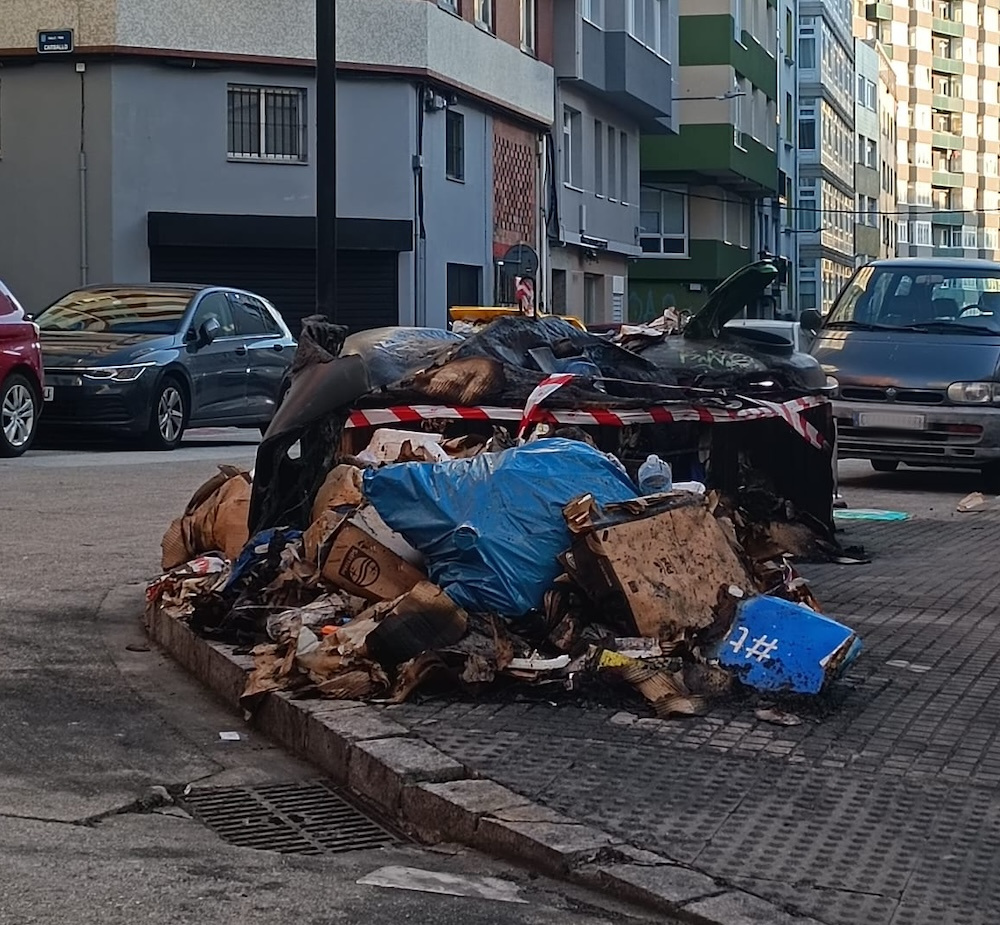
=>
[316,0,337,321]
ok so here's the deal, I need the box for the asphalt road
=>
[0,429,662,925]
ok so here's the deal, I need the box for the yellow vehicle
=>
[449,306,588,332]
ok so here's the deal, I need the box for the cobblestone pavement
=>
[384,463,1000,925]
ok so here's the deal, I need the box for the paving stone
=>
[589,862,719,907]
[400,779,530,844]
[348,737,466,814]
[475,817,617,875]
[684,891,827,925]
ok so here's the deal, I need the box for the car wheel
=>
[0,373,39,458]
[146,377,187,450]
[871,460,899,473]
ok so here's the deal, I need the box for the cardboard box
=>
[564,494,752,640]
[306,510,426,602]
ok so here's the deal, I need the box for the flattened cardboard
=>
[567,495,752,640]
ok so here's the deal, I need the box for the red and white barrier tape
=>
[346,392,829,450]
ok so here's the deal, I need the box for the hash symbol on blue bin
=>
[728,626,779,663]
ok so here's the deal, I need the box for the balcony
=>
[933,94,964,113]
[932,211,964,225]
[641,124,778,196]
[933,246,965,257]
[932,55,964,76]
[577,20,673,130]
[932,131,963,150]
[865,3,893,20]
[931,18,964,38]
[932,170,964,187]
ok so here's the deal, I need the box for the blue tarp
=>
[709,595,862,694]
[363,439,639,616]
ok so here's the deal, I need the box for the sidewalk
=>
[147,465,1000,925]
[380,478,1000,925]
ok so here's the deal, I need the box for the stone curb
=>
[145,604,823,925]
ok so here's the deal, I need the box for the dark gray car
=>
[811,258,1000,480]
[35,284,296,449]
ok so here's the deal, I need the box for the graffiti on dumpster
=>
[673,347,764,372]
[727,625,780,663]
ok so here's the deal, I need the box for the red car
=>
[0,278,45,457]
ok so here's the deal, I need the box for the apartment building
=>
[630,0,780,321]
[773,0,800,317]
[854,38,882,263]
[795,0,856,316]
[876,39,899,259]
[0,0,554,331]
[861,0,1000,260]
[547,0,675,324]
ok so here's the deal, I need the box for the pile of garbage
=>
[149,279,860,719]
[149,433,861,717]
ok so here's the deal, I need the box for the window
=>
[437,0,460,12]
[798,184,817,231]
[784,92,793,142]
[191,292,237,337]
[563,107,582,188]
[582,0,603,26]
[733,0,743,41]
[620,132,629,205]
[799,116,816,150]
[799,36,815,68]
[607,125,617,199]
[520,0,536,53]
[474,0,493,31]
[897,220,909,244]
[783,8,793,59]
[913,221,932,246]
[231,294,281,336]
[628,0,668,57]
[446,110,465,181]
[865,79,876,110]
[639,186,687,256]
[593,120,604,195]
[865,138,877,168]
[227,85,307,162]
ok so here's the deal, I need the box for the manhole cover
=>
[178,780,400,855]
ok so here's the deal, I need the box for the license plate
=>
[42,386,54,402]
[856,411,926,430]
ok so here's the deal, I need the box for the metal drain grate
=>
[178,780,400,855]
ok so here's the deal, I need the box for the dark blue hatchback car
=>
[35,284,296,449]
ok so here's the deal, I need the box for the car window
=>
[231,293,282,337]
[35,289,192,335]
[189,292,237,337]
[828,266,1000,332]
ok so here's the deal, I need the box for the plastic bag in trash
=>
[362,439,639,616]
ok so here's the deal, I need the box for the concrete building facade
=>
[546,0,676,324]
[795,0,855,315]
[0,0,555,332]
[631,0,780,321]
[860,0,1000,261]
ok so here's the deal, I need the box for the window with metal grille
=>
[446,110,465,181]
[227,85,307,162]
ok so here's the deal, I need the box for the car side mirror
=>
[199,317,221,345]
[799,309,823,333]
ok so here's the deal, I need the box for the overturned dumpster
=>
[149,260,861,718]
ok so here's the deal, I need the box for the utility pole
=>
[316,0,337,320]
